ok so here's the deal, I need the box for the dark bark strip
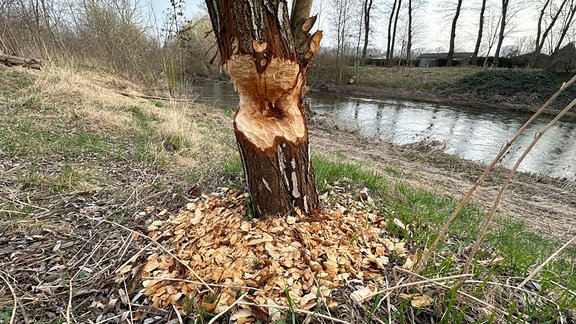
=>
[237,133,318,216]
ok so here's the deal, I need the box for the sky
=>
[148,0,540,56]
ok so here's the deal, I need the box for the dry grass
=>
[25,63,235,168]
[325,65,482,89]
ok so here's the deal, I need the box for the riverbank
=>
[311,66,576,120]
[1,64,574,322]
[310,118,576,241]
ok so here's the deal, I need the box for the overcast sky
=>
[149,0,540,55]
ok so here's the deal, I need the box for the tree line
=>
[0,0,217,93]
[318,0,576,68]
[1,0,575,87]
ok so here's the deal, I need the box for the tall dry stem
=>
[416,73,576,273]
[463,97,576,274]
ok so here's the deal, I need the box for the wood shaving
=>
[138,187,416,318]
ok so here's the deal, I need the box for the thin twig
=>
[66,278,73,324]
[364,273,473,300]
[207,292,249,324]
[172,304,184,324]
[236,301,352,324]
[0,271,17,324]
[518,234,576,289]
[396,268,526,323]
[416,73,576,273]
[124,281,135,324]
[548,280,576,297]
[141,276,261,291]
[90,217,215,294]
[464,279,557,304]
[464,99,576,275]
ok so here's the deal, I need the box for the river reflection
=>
[191,81,575,180]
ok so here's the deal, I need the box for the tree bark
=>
[205,0,321,217]
[0,53,42,69]
[493,0,509,67]
[386,0,398,61]
[361,0,373,65]
[470,0,487,66]
[531,0,568,67]
[446,0,463,67]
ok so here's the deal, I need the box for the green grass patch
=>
[313,157,389,193]
[312,156,576,321]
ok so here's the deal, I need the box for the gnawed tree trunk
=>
[205,0,322,217]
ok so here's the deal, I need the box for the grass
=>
[312,158,576,322]
[0,63,574,323]
[309,63,481,90]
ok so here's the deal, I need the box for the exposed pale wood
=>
[0,54,42,70]
[205,0,322,217]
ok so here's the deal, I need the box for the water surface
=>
[191,81,576,180]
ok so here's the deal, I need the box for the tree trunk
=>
[531,0,568,67]
[470,0,486,66]
[361,0,373,65]
[205,0,321,217]
[0,53,42,69]
[493,0,509,67]
[446,0,463,67]
[386,0,398,61]
[390,0,402,65]
[405,0,412,65]
[553,0,576,53]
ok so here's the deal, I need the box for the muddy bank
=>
[309,119,576,242]
[314,84,576,120]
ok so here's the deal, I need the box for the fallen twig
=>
[396,268,527,323]
[0,271,18,324]
[236,301,352,324]
[364,273,473,300]
[518,234,576,289]
[90,217,215,294]
[207,292,249,324]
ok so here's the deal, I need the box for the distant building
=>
[417,52,474,67]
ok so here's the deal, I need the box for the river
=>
[190,81,576,180]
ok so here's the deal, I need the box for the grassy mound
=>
[440,69,576,109]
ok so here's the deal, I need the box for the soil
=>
[309,118,576,242]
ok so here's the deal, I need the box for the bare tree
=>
[470,0,487,65]
[332,0,356,82]
[361,0,374,65]
[446,0,464,66]
[482,6,502,67]
[405,0,413,64]
[493,0,510,67]
[553,0,576,53]
[531,0,569,67]
[390,0,403,63]
[386,0,399,60]
[204,0,322,217]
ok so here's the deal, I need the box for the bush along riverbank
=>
[0,63,575,323]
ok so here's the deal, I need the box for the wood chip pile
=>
[132,187,417,322]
